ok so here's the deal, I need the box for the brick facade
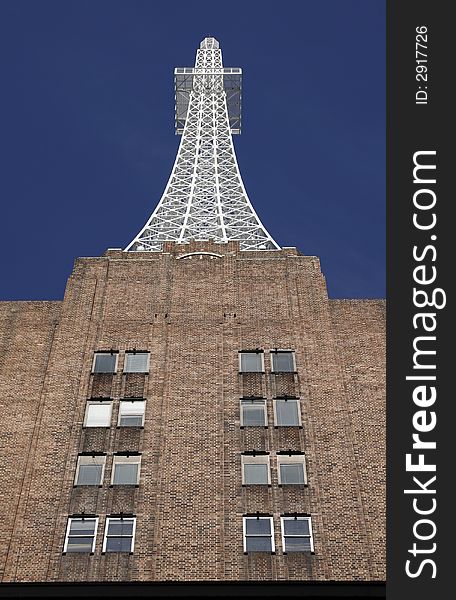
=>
[0,241,385,582]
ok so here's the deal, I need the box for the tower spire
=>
[125,37,280,252]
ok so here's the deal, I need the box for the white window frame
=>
[63,517,99,554]
[91,352,118,374]
[280,516,314,553]
[241,454,270,485]
[238,351,265,374]
[277,454,307,486]
[270,349,296,373]
[74,454,106,487]
[243,516,275,553]
[240,398,267,427]
[102,516,137,553]
[124,352,150,374]
[111,455,141,486]
[273,397,302,427]
[118,399,146,427]
[83,400,113,428]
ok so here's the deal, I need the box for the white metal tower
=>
[125,37,280,252]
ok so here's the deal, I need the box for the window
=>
[103,517,136,553]
[239,351,264,373]
[273,397,301,427]
[277,453,307,485]
[111,454,141,486]
[281,516,314,553]
[124,352,150,374]
[240,398,267,427]
[271,350,296,373]
[84,400,112,428]
[92,352,118,374]
[118,400,146,427]
[243,516,274,553]
[74,455,106,486]
[63,517,98,553]
[241,453,270,485]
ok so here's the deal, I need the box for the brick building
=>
[0,38,385,597]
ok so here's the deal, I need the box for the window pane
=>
[77,464,103,486]
[241,401,265,426]
[245,518,271,535]
[69,519,96,536]
[272,352,294,372]
[245,536,272,552]
[125,353,149,373]
[107,520,134,536]
[275,399,299,426]
[284,536,312,552]
[240,353,262,372]
[104,518,135,553]
[119,401,145,427]
[105,537,132,552]
[93,354,117,373]
[66,537,94,552]
[113,463,139,485]
[280,463,305,484]
[119,415,143,427]
[283,519,310,536]
[244,464,268,484]
[86,404,111,427]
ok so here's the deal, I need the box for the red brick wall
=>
[0,243,385,582]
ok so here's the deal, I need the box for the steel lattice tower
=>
[125,37,280,252]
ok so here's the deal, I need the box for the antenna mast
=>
[125,37,280,252]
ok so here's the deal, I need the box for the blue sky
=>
[0,0,385,299]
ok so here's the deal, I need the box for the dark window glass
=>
[93,354,117,373]
[113,462,139,485]
[77,464,103,486]
[105,537,133,552]
[272,352,295,372]
[245,518,272,536]
[240,353,263,373]
[241,400,266,426]
[244,463,268,484]
[275,399,300,426]
[245,536,272,552]
[244,518,273,553]
[280,463,305,484]
[104,518,135,553]
[283,519,310,536]
[284,536,312,552]
[107,520,134,536]
[282,518,313,553]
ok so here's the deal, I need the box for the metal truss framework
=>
[125,37,280,252]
